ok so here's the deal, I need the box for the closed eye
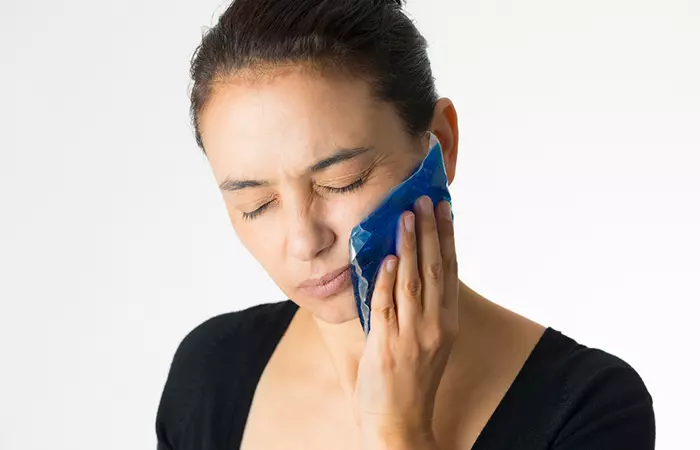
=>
[241,177,367,221]
[316,177,366,194]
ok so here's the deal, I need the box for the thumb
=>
[369,256,399,338]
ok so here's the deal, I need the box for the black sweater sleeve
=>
[551,348,656,449]
[469,327,655,450]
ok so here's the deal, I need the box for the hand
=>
[352,196,460,449]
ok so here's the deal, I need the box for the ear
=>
[429,98,459,185]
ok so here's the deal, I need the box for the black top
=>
[155,300,655,450]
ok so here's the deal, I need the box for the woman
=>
[155,0,655,449]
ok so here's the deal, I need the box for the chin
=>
[302,290,360,325]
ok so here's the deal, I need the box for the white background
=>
[1,0,698,448]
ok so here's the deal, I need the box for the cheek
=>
[321,198,367,245]
[324,180,401,238]
[225,204,281,261]
[232,224,290,288]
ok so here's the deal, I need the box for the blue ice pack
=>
[349,132,453,336]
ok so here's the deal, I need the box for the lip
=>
[298,265,352,299]
[299,265,351,287]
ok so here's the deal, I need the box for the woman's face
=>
[199,66,432,324]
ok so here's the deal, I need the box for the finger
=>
[370,255,399,337]
[436,200,458,314]
[414,195,444,319]
[396,209,422,330]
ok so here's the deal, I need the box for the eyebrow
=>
[218,146,373,192]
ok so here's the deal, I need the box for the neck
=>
[303,280,478,401]
[311,310,367,398]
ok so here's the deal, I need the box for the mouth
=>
[297,266,352,299]
[299,265,350,287]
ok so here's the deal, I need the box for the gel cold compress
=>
[349,132,453,336]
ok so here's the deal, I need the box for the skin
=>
[199,63,547,450]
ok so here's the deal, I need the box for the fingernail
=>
[417,196,432,214]
[386,258,397,273]
[404,212,415,233]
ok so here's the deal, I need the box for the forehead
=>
[199,67,401,180]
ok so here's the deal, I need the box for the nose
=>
[286,200,335,262]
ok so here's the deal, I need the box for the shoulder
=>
[155,299,297,448]
[537,328,656,448]
[163,300,296,391]
[541,328,653,406]
[169,299,296,367]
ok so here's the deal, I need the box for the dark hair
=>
[189,0,438,153]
